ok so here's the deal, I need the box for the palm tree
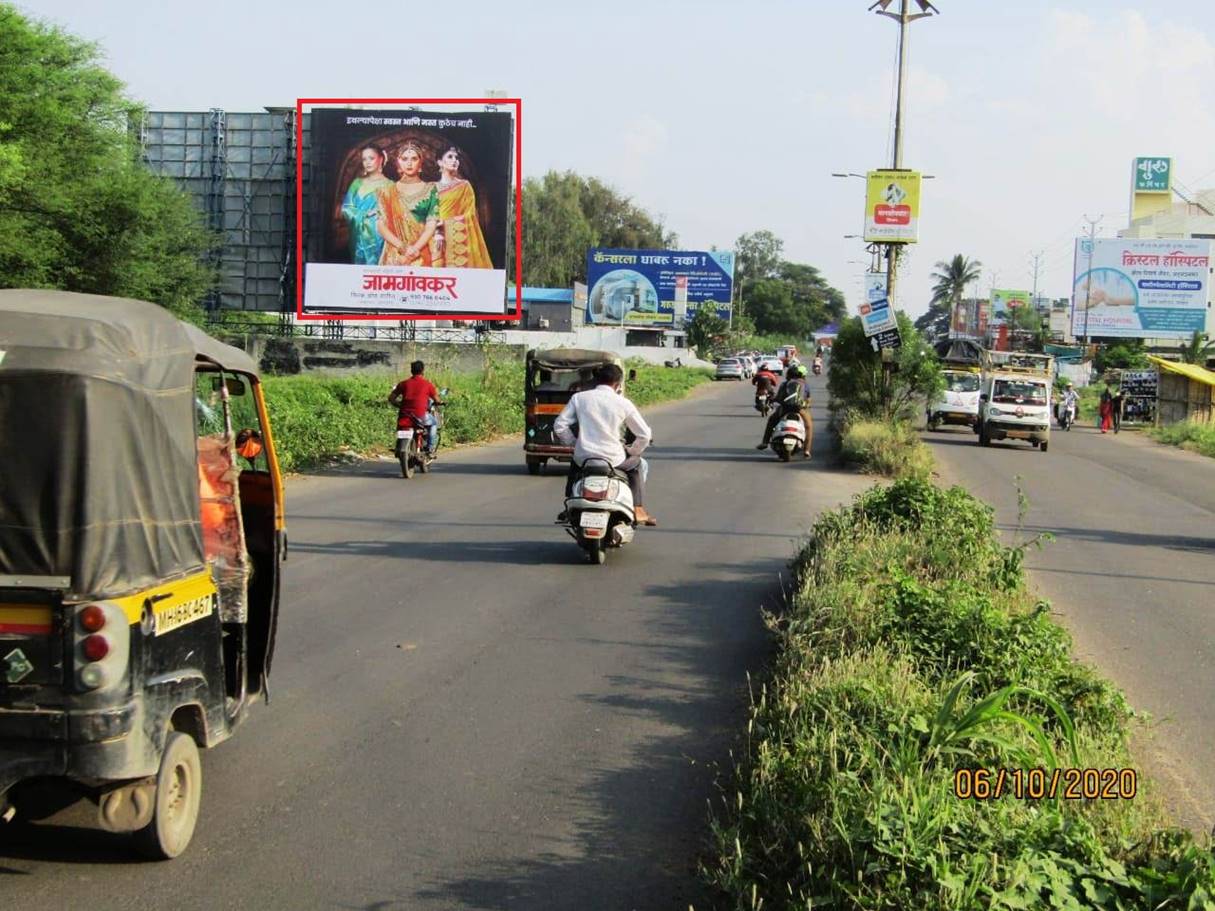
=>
[930,254,983,312]
[1178,330,1214,365]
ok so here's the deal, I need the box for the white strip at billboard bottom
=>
[304,263,507,315]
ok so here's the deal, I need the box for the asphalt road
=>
[1,376,866,910]
[924,418,1215,832]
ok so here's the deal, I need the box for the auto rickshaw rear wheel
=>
[133,732,202,860]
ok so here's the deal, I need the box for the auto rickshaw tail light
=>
[79,604,106,632]
[80,664,106,689]
[82,634,110,662]
[73,600,129,693]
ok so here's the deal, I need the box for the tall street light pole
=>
[870,0,938,307]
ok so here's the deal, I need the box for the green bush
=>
[1150,420,1215,459]
[706,477,1212,910]
[827,314,943,422]
[839,419,933,479]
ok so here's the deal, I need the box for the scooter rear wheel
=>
[588,541,605,565]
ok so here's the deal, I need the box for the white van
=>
[977,371,1053,451]
[927,367,981,430]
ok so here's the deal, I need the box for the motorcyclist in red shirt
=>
[752,365,778,413]
[388,360,444,453]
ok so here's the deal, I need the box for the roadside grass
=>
[839,418,934,479]
[1149,420,1215,459]
[263,361,712,472]
[704,477,1214,910]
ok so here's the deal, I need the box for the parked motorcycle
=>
[561,458,637,565]
[394,388,448,479]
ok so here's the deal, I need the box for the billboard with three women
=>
[301,106,514,318]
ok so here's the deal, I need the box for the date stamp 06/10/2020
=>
[953,767,1139,801]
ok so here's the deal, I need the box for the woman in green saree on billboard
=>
[339,145,392,265]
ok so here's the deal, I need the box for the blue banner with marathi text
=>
[585,248,734,326]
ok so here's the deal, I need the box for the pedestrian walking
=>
[1099,385,1113,433]
[1111,387,1124,433]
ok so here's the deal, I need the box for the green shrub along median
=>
[262,360,713,473]
[705,477,1214,910]
[1149,420,1215,460]
[827,315,944,481]
[839,418,934,479]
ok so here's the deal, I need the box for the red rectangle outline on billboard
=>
[295,97,523,321]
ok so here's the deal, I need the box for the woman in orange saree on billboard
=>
[377,141,439,266]
[434,147,493,269]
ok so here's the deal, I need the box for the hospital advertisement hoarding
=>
[585,249,733,327]
[300,104,515,318]
[1070,238,1211,339]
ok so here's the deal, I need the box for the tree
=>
[1008,303,1048,351]
[1094,340,1150,374]
[919,254,983,342]
[827,313,944,421]
[517,172,595,287]
[0,5,216,318]
[516,170,674,288]
[731,232,846,337]
[734,230,784,291]
[745,278,801,336]
[913,304,953,341]
[686,305,729,358]
[1178,330,1215,365]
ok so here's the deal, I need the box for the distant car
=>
[737,355,756,378]
[758,357,784,373]
[714,358,745,381]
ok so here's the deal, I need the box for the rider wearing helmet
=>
[757,364,813,458]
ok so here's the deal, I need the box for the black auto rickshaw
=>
[0,290,286,859]
[523,348,625,475]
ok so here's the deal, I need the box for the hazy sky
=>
[16,0,1215,318]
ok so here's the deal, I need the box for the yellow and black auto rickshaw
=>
[0,290,286,858]
[523,348,625,475]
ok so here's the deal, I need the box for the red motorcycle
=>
[393,389,447,479]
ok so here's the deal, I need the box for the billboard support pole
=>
[1081,215,1101,347]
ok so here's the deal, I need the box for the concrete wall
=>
[246,337,510,376]
[233,326,713,376]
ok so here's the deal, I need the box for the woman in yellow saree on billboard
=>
[376,141,439,266]
[435,146,493,269]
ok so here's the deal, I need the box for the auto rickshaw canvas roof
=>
[526,348,624,369]
[0,289,259,381]
[0,289,255,601]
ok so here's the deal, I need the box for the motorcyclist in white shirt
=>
[553,363,657,527]
[1060,382,1079,426]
